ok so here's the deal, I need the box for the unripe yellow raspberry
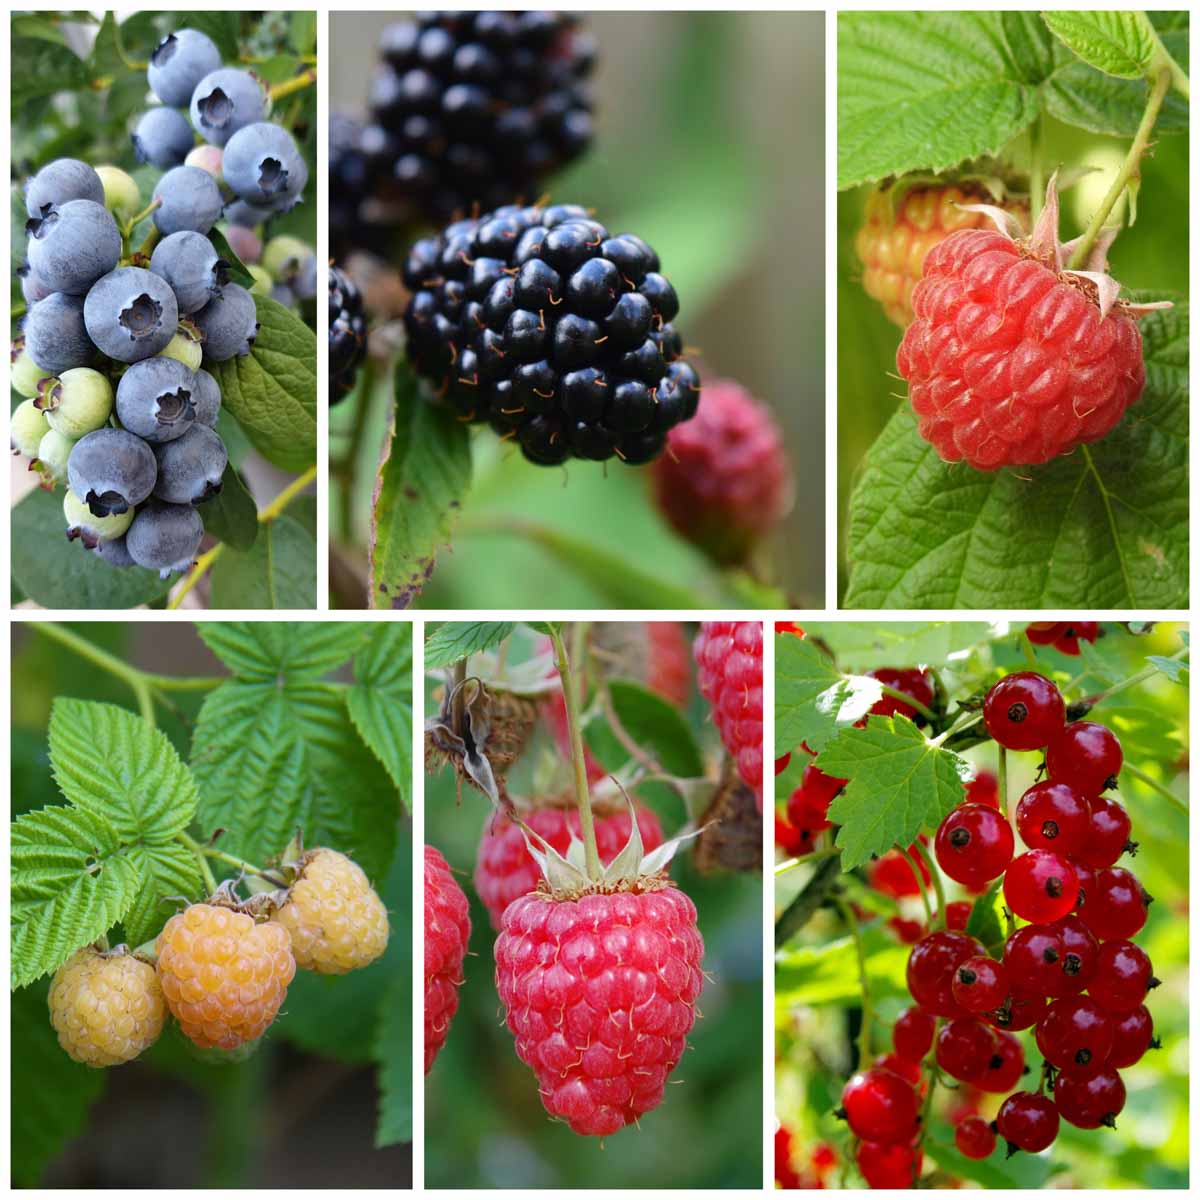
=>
[272,848,390,974]
[156,903,296,1049]
[48,946,166,1067]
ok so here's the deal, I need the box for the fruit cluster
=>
[329,265,369,404]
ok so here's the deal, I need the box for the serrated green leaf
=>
[199,465,259,552]
[209,512,316,609]
[585,680,706,780]
[347,625,414,804]
[1042,11,1157,78]
[1147,654,1189,683]
[800,622,997,671]
[424,622,516,668]
[775,634,879,755]
[776,929,910,1013]
[196,621,371,682]
[1044,49,1190,136]
[121,841,204,946]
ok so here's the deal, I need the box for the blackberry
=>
[329,113,385,259]
[403,204,700,465]
[367,12,595,225]
[330,264,368,404]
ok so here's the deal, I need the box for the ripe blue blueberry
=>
[18,263,53,304]
[84,267,179,362]
[190,68,267,147]
[92,533,137,569]
[67,428,157,517]
[152,166,223,236]
[152,423,227,503]
[223,122,308,211]
[132,106,196,169]
[126,500,205,578]
[147,28,222,108]
[192,283,258,361]
[115,357,197,443]
[64,488,135,548]
[149,231,231,313]
[25,199,122,296]
[24,158,105,218]
[223,198,274,229]
[192,368,222,426]
[23,293,96,374]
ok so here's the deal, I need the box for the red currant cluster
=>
[1025,621,1099,657]
[776,759,844,856]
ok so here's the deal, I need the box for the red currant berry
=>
[965,769,1000,808]
[1046,720,1123,794]
[1054,622,1098,656]
[1003,924,1066,997]
[936,1018,997,1083]
[952,955,1009,1013]
[893,1006,936,1062]
[855,1139,922,1188]
[839,1067,919,1142]
[1015,781,1091,855]
[987,992,1047,1032]
[938,900,973,931]
[869,842,931,898]
[811,1143,837,1175]
[1047,913,1100,995]
[1025,622,1063,646]
[1071,857,1097,912]
[906,931,983,1018]
[1085,867,1151,940]
[866,667,935,721]
[887,915,926,944]
[977,1030,1026,1093]
[1075,795,1136,869]
[774,816,806,856]
[874,1052,923,1088]
[774,753,791,775]
[935,803,1015,887]
[799,762,846,806]
[1089,940,1158,1012]
[1107,1005,1157,1068]
[1054,1065,1126,1129]
[1035,996,1115,1072]
[955,1115,997,1160]
[1004,850,1079,923]
[786,786,833,835]
[996,1090,1060,1154]
[983,672,1065,751]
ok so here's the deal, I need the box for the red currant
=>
[893,1006,936,1062]
[1025,621,1063,646]
[799,762,846,806]
[1047,913,1099,995]
[1004,850,1078,923]
[934,803,1015,888]
[1015,781,1091,855]
[906,931,983,1018]
[952,955,1009,1013]
[1035,996,1114,1072]
[840,1067,919,1142]
[1084,867,1151,940]
[1054,1065,1126,1129]
[1003,924,1066,997]
[855,1139,922,1188]
[1075,795,1136,869]
[786,786,833,834]
[987,992,1047,1032]
[774,753,791,775]
[1046,720,1123,794]
[1071,857,1097,912]
[887,915,926,944]
[1089,940,1158,1012]
[774,816,807,856]
[977,1030,1026,1093]
[874,1051,922,1088]
[1107,1005,1157,1068]
[936,1018,997,1083]
[937,900,973,931]
[955,1115,997,1159]
[983,672,1065,751]
[996,1090,1059,1154]
[868,842,931,898]
[866,667,935,721]
[965,769,1000,808]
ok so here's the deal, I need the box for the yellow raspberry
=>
[272,848,390,974]
[156,903,296,1049]
[48,946,166,1067]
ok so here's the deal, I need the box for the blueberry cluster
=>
[403,204,699,466]
[329,266,368,405]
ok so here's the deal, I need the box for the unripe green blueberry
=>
[261,235,313,283]
[185,143,224,179]
[246,264,273,296]
[11,344,49,398]
[11,397,50,456]
[64,487,134,545]
[95,165,142,220]
[157,327,204,371]
[35,428,76,485]
[39,368,115,439]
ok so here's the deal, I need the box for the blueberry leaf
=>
[200,464,258,552]
[206,226,257,290]
[209,513,316,609]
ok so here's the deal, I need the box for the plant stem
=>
[773,846,841,875]
[32,622,155,726]
[1021,633,1040,670]
[1085,645,1189,707]
[180,831,219,894]
[142,673,223,693]
[1029,115,1045,225]
[1122,761,1188,814]
[338,357,375,544]
[123,200,161,239]
[931,710,983,747]
[900,844,934,924]
[913,840,946,922]
[197,844,284,884]
[878,684,937,724]
[268,68,317,104]
[552,624,601,878]
[836,897,873,1070]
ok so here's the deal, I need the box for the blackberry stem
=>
[551,624,602,878]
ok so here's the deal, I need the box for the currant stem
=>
[1020,633,1040,671]
[877,684,937,724]
[1122,760,1188,814]
[912,840,946,924]
[1083,643,1189,707]
[836,897,873,1071]
[552,624,602,878]
[32,622,156,727]
[773,846,841,875]
[899,844,934,924]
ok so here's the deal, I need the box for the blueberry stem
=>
[268,68,316,105]
[551,623,602,879]
[122,199,162,241]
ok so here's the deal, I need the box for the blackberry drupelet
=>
[402,203,700,466]
[329,113,384,259]
[368,12,595,224]
[329,264,368,404]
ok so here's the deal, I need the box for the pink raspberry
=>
[495,882,705,1136]
[694,621,763,802]
[474,801,665,929]
[651,379,791,565]
[424,844,470,1074]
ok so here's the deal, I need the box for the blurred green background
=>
[331,12,825,608]
[424,622,763,1188]
[837,122,1190,601]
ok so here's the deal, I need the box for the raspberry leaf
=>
[347,625,413,805]
[198,621,370,681]
[1041,11,1160,79]
[776,632,881,755]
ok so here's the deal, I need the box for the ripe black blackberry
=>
[329,113,384,260]
[368,11,595,225]
[329,264,368,404]
[402,203,700,466]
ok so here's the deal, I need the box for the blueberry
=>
[25,200,121,295]
[38,367,114,439]
[10,342,49,398]
[191,368,222,426]
[152,166,223,235]
[152,423,227,503]
[24,293,95,374]
[18,263,53,305]
[11,398,50,457]
[67,428,158,517]
[261,235,314,285]
[126,500,205,578]
[132,107,196,169]
[222,122,308,211]
[35,428,76,486]
[64,488,135,548]
[193,283,258,361]
[190,68,268,147]
[157,326,204,372]
[94,165,142,220]
[115,357,197,443]
[223,198,274,228]
[24,158,104,219]
[293,254,318,300]
[222,223,262,264]
[270,283,296,307]
[149,230,230,313]
[84,267,179,362]
[148,28,222,107]
[92,534,137,569]
[184,143,225,177]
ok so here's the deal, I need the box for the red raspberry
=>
[474,800,665,929]
[156,903,296,1050]
[424,844,470,1075]
[855,1139,923,1188]
[694,621,762,799]
[652,378,791,566]
[956,1115,997,1159]
[495,882,704,1136]
[774,753,791,775]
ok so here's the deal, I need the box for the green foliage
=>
[584,680,706,780]
[347,625,415,805]
[423,620,516,668]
